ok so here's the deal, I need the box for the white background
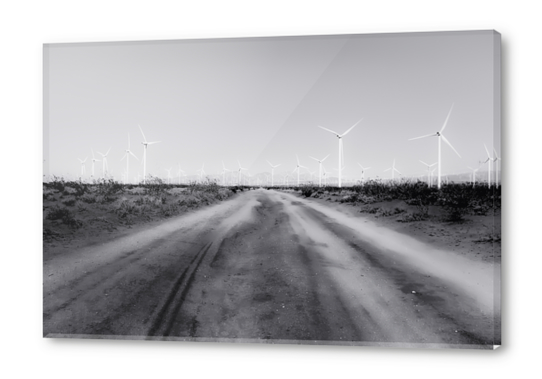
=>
[1,1,539,378]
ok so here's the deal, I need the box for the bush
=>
[46,206,82,229]
[301,186,316,197]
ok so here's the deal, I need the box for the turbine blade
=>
[440,103,455,133]
[340,118,363,137]
[384,168,391,172]
[121,153,127,161]
[321,154,330,162]
[419,160,429,166]
[106,147,111,156]
[309,156,319,162]
[147,141,161,145]
[409,133,437,141]
[296,154,300,165]
[318,125,339,136]
[138,124,147,143]
[484,144,491,158]
[129,151,139,161]
[442,135,461,158]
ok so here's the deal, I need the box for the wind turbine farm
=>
[43,31,501,349]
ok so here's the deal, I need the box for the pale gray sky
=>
[44,30,500,181]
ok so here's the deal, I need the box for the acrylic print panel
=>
[43,30,501,349]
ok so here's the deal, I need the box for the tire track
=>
[146,242,213,337]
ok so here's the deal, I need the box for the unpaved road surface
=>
[44,189,500,348]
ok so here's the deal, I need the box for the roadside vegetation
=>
[268,179,500,224]
[43,176,235,243]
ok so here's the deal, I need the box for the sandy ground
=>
[43,189,500,348]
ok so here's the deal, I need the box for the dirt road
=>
[43,189,500,348]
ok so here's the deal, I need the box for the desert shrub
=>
[62,197,77,207]
[144,176,167,196]
[360,206,381,214]
[47,176,66,192]
[115,200,139,219]
[63,186,77,196]
[301,186,316,197]
[76,203,88,212]
[399,199,429,222]
[46,206,82,229]
[43,188,57,201]
[80,193,97,203]
[94,178,124,202]
[160,203,178,217]
[439,186,472,222]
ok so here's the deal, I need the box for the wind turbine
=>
[318,118,362,188]
[292,155,308,187]
[493,148,501,186]
[90,149,101,179]
[121,133,139,185]
[97,148,111,178]
[467,166,479,187]
[164,168,173,184]
[357,162,371,184]
[384,159,401,181]
[482,144,493,188]
[197,163,206,182]
[419,160,437,186]
[138,124,161,184]
[309,154,329,187]
[177,164,185,185]
[409,105,461,189]
[237,160,248,185]
[77,157,87,178]
[266,160,281,187]
[221,161,232,186]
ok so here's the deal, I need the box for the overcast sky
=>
[44,30,500,181]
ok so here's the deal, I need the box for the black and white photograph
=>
[42,30,501,349]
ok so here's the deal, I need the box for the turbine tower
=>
[384,159,401,181]
[138,124,160,184]
[178,164,185,185]
[77,157,87,179]
[97,148,111,178]
[409,105,461,189]
[482,144,493,188]
[266,160,281,187]
[493,148,501,186]
[309,155,329,187]
[90,149,100,179]
[164,167,173,184]
[357,162,371,184]
[237,160,248,185]
[419,160,437,186]
[121,133,138,185]
[197,163,206,182]
[467,166,479,187]
[318,118,362,188]
[292,155,308,187]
